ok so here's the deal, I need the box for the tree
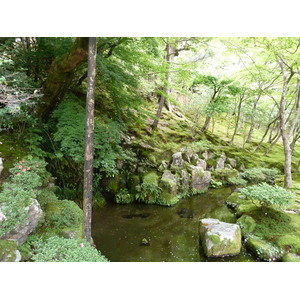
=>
[82,37,97,243]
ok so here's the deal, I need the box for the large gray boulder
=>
[0,199,43,245]
[161,170,177,195]
[191,166,211,190]
[181,170,190,189]
[200,218,242,257]
[171,152,184,168]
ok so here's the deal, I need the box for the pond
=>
[92,187,256,262]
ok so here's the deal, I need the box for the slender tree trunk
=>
[152,40,171,129]
[245,94,261,143]
[230,94,244,144]
[38,37,89,120]
[83,37,97,243]
[278,59,293,188]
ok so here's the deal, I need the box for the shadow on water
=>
[92,187,256,262]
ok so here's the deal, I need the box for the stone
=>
[171,152,184,168]
[196,158,207,170]
[0,240,21,262]
[0,199,43,245]
[0,210,7,222]
[191,166,211,190]
[202,151,208,160]
[181,169,190,189]
[246,237,282,261]
[227,158,237,168]
[224,163,232,169]
[158,160,169,172]
[199,218,242,257]
[161,170,177,195]
[216,154,226,170]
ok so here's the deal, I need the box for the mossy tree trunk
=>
[38,37,89,120]
[83,37,97,243]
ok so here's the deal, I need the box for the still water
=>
[92,187,255,262]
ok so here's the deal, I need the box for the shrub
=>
[135,183,162,204]
[115,188,134,204]
[241,168,280,184]
[240,183,294,210]
[43,200,82,229]
[31,236,108,262]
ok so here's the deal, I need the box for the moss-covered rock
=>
[199,218,242,257]
[282,253,300,262]
[276,234,300,254]
[205,206,236,223]
[237,215,257,235]
[158,191,180,206]
[246,236,282,261]
[213,168,239,185]
[0,239,20,262]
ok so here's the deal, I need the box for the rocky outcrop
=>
[216,154,226,170]
[199,218,242,257]
[161,170,177,195]
[181,170,190,189]
[0,199,43,245]
[171,152,184,168]
[191,166,211,190]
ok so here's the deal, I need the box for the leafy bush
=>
[209,178,223,188]
[227,177,247,186]
[31,236,108,262]
[52,99,124,178]
[240,183,294,210]
[43,200,82,229]
[191,140,212,153]
[0,157,51,236]
[135,183,162,204]
[115,188,134,204]
[241,168,280,184]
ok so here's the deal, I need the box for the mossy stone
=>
[276,234,300,254]
[143,172,159,185]
[158,191,180,206]
[237,215,257,234]
[282,253,300,262]
[206,206,236,223]
[0,239,19,262]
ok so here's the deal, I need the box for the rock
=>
[0,240,21,262]
[237,215,256,234]
[239,164,245,171]
[191,166,211,190]
[216,154,226,170]
[224,163,232,169]
[0,210,7,221]
[158,160,169,172]
[171,152,184,168]
[176,208,194,219]
[140,238,150,246]
[202,151,208,160]
[246,237,282,261]
[160,170,177,195]
[0,199,43,245]
[282,253,300,262]
[227,158,237,168]
[199,218,242,257]
[181,170,190,189]
[196,158,207,170]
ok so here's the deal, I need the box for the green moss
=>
[236,202,258,216]
[0,239,18,262]
[158,191,180,206]
[209,234,221,244]
[143,172,159,185]
[276,234,300,254]
[282,253,300,262]
[246,237,282,261]
[206,206,236,223]
[237,215,256,234]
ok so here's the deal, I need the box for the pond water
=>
[92,187,256,262]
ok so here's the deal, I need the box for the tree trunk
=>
[245,94,261,143]
[82,37,97,243]
[278,59,293,188]
[152,40,171,129]
[230,94,244,144]
[38,37,89,120]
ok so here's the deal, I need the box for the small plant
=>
[227,177,247,186]
[240,183,294,210]
[115,188,134,204]
[31,236,108,262]
[209,178,223,188]
[191,140,212,153]
[135,183,162,204]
